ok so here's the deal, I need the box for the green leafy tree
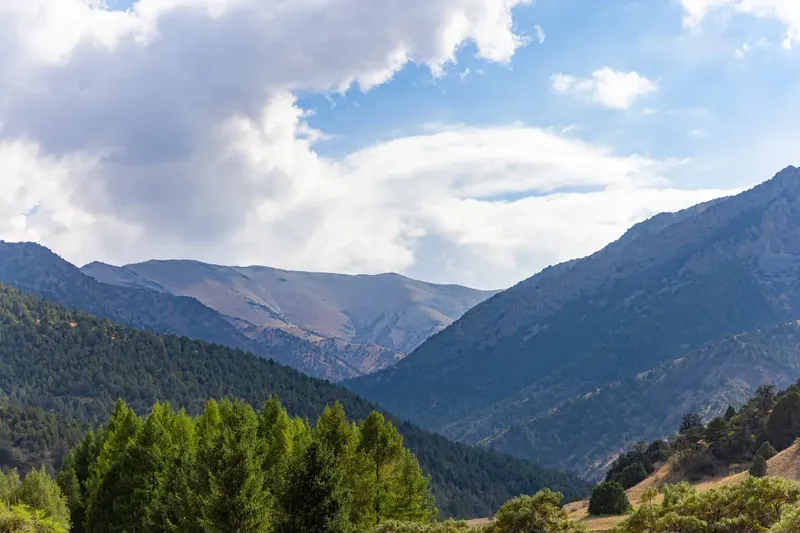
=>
[0,500,68,533]
[768,392,800,450]
[15,466,70,529]
[749,454,768,477]
[724,405,737,421]
[278,441,352,533]
[491,489,585,533]
[358,412,404,525]
[195,399,271,533]
[588,482,630,516]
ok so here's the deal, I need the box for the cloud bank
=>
[0,0,732,289]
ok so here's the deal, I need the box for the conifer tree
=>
[84,399,143,531]
[151,409,201,532]
[385,450,437,523]
[196,399,271,533]
[756,441,778,460]
[56,429,98,533]
[278,441,352,533]
[749,454,768,478]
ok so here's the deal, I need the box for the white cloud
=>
[551,67,658,110]
[534,24,546,44]
[680,0,800,49]
[0,0,734,289]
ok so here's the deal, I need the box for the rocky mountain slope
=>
[483,322,800,478]
[348,165,800,471]
[0,242,372,379]
[82,259,497,377]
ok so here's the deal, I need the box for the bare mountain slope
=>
[0,242,390,380]
[82,259,498,376]
[348,165,800,463]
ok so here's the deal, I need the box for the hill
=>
[348,166,800,466]
[82,259,498,377]
[480,322,800,478]
[0,282,589,518]
[0,242,396,380]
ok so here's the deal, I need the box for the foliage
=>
[0,397,86,475]
[605,441,666,489]
[0,501,68,533]
[60,398,436,533]
[768,392,800,450]
[588,482,630,516]
[371,520,477,533]
[612,477,800,533]
[758,441,778,460]
[0,282,590,519]
[487,490,585,533]
[750,455,768,477]
[0,468,69,532]
[608,378,800,484]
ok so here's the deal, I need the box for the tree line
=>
[603,380,800,493]
[56,398,436,533]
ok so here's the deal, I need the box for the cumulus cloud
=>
[551,67,658,110]
[680,0,800,49]
[0,0,733,289]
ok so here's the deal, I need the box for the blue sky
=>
[1,0,798,288]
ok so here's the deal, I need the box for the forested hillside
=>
[0,283,589,518]
[0,398,86,474]
[482,322,800,478]
[604,379,800,490]
[349,166,800,470]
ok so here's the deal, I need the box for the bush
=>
[749,455,768,478]
[589,482,630,516]
[372,519,476,533]
[757,441,778,460]
[489,490,584,533]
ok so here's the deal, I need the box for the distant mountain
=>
[0,241,361,379]
[348,166,800,472]
[82,259,498,378]
[0,282,590,518]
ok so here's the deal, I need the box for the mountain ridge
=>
[82,257,498,378]
[347,165,800,474]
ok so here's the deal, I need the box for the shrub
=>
[749,455,768,478]
[589,482,630,516]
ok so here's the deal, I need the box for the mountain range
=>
[0,242,494,381]
[347,165,800,476]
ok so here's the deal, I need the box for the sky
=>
[0,0,798,289]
